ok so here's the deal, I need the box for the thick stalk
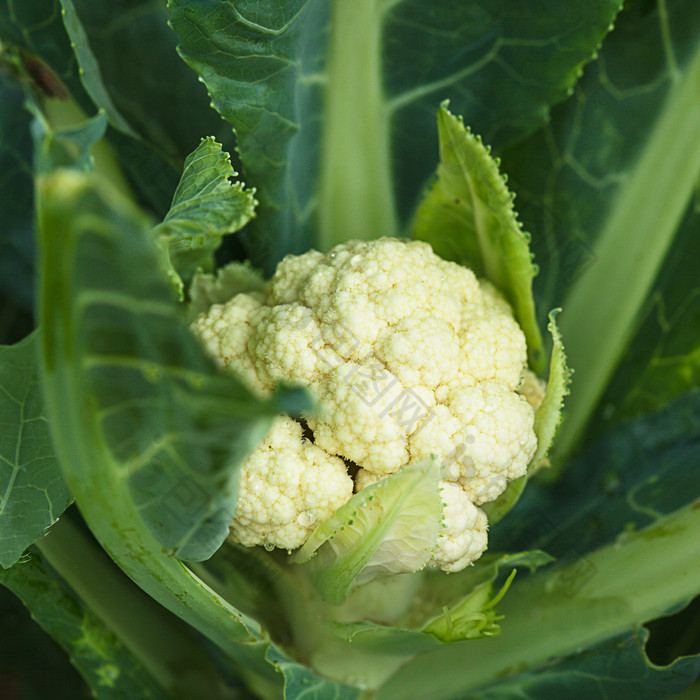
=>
[318,0,397,250]
[555,41,700,461]
[376,499,700,699]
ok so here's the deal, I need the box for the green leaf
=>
[188,260,266,320]
[0,333,72,569]
[38,164,280,561]
[266,646,361,700]
[59,0,139,138]
[412,104,544,373]
[454,628,700,700]
[153,137,257,299]
[56,0,234,165]
[36,164,291,662]
[530,311,570,467]
[377,497,700,700]
[292,456,442,603]
[491,387,700,559]
[168,0,621,270]
[0,583,91,699]
[597,198,700,425]
[31,107,108,174]
[0,73,35,309]
[0,547,170,700]
[0,0,91,107]
[499,0,700,458]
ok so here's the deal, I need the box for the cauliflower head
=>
[192,238,540,573]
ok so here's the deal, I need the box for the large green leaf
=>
[168,0,621,270]
[454,629,699,700]
[0,583,90,699]
[376,496,700,699]
[58,0,234,165]
[1,515,241,699]
[36,162,300,668]
[595,197,700,426]
[491,387,700,559]
[0,333,72,569]
[499,0,700,457]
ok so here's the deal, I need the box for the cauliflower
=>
[191,238,539,573]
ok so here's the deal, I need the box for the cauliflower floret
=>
[308,362,413,475]
[431,482,488,572]
[230,417,353,549]
[190,292,269,396]
[191,238,541,571]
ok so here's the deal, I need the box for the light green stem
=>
[555,41,700,461]
[318,0,397,250]
[377,498,700,699]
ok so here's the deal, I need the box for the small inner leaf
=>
[152,137,257,300]
[412,103,544,373]
[291,456,442,604]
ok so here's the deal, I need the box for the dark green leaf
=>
[266,646,361,700]
[597,199,700,425]
[0,0,91,106]
[57,0,234,165]
[0,333,72,569]
[0,548,170,699]
[461,628,700,700]
[491,387,700,558]
[0,73,35,309]
[0,584,90,699]
[154,137,257,299]
[499,0,700,456]
[169,0,621,270]
[59,0,139,138]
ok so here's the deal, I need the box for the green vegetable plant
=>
[1,1,699,698]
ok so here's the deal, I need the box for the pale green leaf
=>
[412,105,544,373]
[292,456,442,603]
[37,164,284,656]
[153,137,257,299]
[188,261,266,320]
